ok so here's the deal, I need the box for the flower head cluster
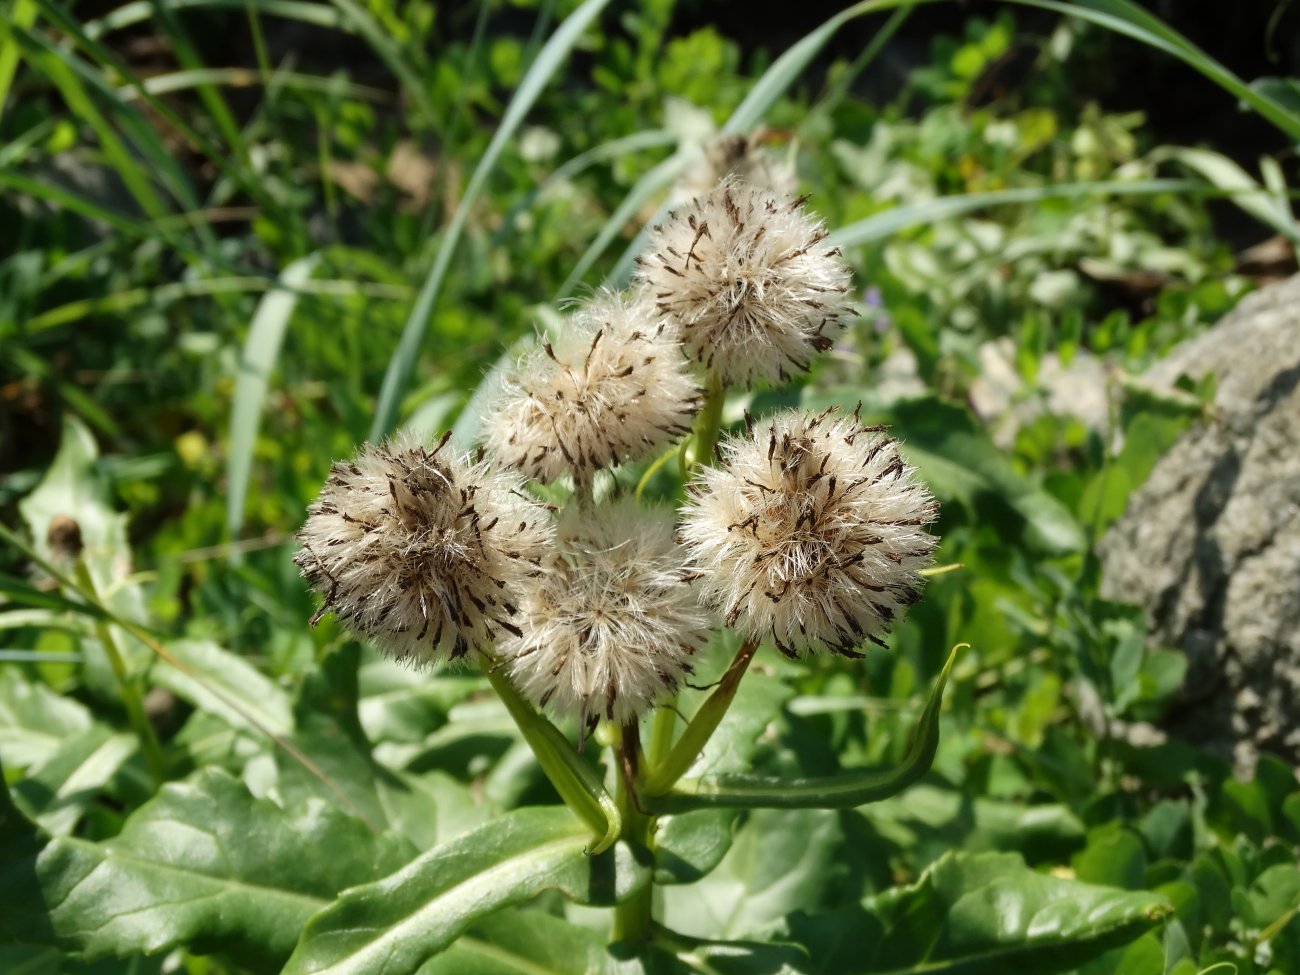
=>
[501,499,706,725]
[635,180,854,388]
[294,435,553,664]
[680,408,938,658]
[678,131,796,202]
[482,291,701,484]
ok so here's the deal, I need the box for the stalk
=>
[611,723,654,942]
[74,560,167,785]
[642,640,757,796]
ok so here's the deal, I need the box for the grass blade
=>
[85,0,347,38]
[0,0,37,122]
[368,0,612,441]
[827,178,1206,248]
[1028,0,1300,142]
[226,255,321,547]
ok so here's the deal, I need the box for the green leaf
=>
[783,851,1171,974]
[421,909,612,975]
[17,416,150,691]
[151,638,293,737]
[0,768,410,971]
[369,0,612,440]
[649,929,812,975]
[11,724,137,836]
[283,806,651,975]
[865,785,1086,866]
[660,808,844,940]
[1072,823,1148,891]
[0,667,94,769]
[226,255,321,545]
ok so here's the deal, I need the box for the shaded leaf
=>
[11,724,137,836]
[660,808,843,940]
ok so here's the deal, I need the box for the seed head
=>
[482,290,702,484]
[501,498,707,725]
[679,408,938,658]
[678,132,796,202]
[294,435,554,664]
[635,180,854,388]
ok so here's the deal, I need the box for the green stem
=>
[642,641,757,796]
[690,372,726,471]
[643,644,962,813]
[73,561,167,785]
[612,727,654,942]
[485,665,621,853]
[646,699,678,771]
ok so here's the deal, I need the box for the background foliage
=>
[2,1,1299,973]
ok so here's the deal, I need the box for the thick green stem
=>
[74,561,167,785]
[690,372,726,470]
[486,665,621,853]
[612,729,654,942]
[646,700,678,770]
[642,640,757,796]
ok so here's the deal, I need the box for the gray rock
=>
[1099,274,1300,772]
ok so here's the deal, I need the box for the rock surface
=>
[1099,275,1300,772]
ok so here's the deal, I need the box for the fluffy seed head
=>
[294,435,554,664]
[501,498,707,725]
[679,408,938,658]
[677,132,797,202]
[482,291,702,483]
[635,180,854,388]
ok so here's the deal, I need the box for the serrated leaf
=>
[284,806,651,975]
[0,768,411,971]
[783,850,1170,974]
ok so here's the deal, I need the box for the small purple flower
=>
[863,286,892,333]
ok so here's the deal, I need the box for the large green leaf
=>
[0,768,411,971]
[283,806,651,975]
[782,851,1171,974]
